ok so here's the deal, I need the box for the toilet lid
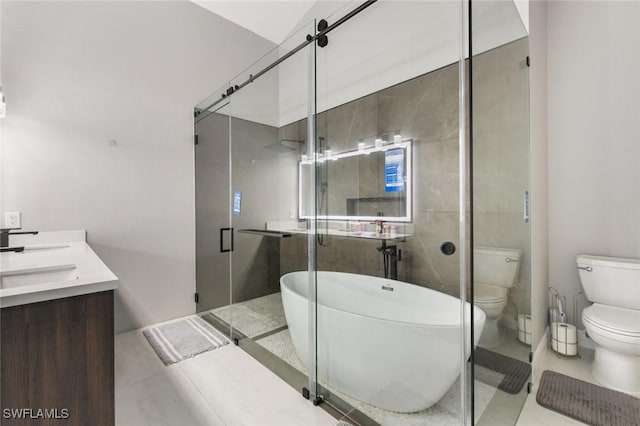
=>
[474,283,508,302]
[583,304,640,337]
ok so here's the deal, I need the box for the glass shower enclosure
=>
[194,1,531,424]
[194,17,316,376]
[471,2,532,424]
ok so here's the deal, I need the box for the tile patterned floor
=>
[516,345,596,426]
[115,324,335,426]
[202,292,536,425]
[119,294,602,426]
[257,329,498,425]
[205,293,286,338]
[487,327,532,362]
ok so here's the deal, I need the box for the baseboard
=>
[578,329,596,350]
[532,326,549,375]
[530,327,593,384]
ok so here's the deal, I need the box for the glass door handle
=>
[220,227,234,253]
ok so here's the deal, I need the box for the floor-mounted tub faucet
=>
[377,239,401,280]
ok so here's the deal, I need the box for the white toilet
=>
[474,247,522,348]
[578,254,640,396]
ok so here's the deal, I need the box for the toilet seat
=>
[474,283,508,303]
[583,304,640,342]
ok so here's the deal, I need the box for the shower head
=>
[265,139,304,153]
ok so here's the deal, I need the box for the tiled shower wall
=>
[280,38,530,316]
[279,59,461,294]
[473,38,530,319]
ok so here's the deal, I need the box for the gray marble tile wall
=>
[472,38,530,316]
[194,38,529,310]
[229,115,304,303]
[196,112,297,309]
[280,61,462,294]
[280,38,530,309]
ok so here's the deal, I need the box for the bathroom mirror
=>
[298,139,412,222]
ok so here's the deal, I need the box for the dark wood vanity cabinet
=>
[1,290,115,425]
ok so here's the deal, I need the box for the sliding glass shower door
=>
[194,19,319,395]
[194,99,231,316]
[471,2,532,424]
[310,1,471,424]
[194,1,533,423]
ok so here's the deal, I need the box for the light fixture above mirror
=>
[298,138,412,222]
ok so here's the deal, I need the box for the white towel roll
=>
[518,314,532,345]
[551,322,578,355]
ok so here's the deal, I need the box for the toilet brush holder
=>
[551,322,578,356]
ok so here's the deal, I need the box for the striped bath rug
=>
[143,316,230,365]
[474,347,531,394]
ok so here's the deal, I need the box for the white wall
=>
[0,1,274,332]
[220,0,528,127]
[0,1,4,221]
[303,0,527,126]
[514,0,529,33]
[193,0,316,44]
[528,0,548,355]
[548,1,640,326]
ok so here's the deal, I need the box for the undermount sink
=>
[0,264,79,289]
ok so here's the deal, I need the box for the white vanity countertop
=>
[0,230,118,308]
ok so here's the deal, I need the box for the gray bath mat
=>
[143,316,230,365]
[537,370,640,426]
[474,347,531,394]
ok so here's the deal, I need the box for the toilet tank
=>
[577,255,640,310]
[474,247,522,288]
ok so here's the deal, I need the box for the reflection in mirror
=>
[299,139,412,221]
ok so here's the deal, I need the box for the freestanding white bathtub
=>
[280,271,486,413]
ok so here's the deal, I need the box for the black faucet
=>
[0,228,39,251]
[0,246,25,253]
[377,239,401,280]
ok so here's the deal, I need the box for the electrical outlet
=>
[5,212,21,228]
